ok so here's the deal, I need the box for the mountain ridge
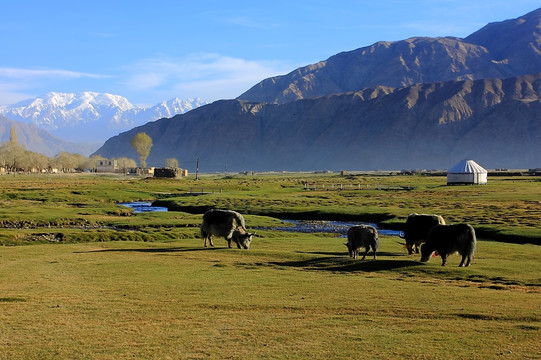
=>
[0,92,208,142]
[238,8,541,105]
[93,72,541,171]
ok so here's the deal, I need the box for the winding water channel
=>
[119,201,168,213]
[120,202,400,237]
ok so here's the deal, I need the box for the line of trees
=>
[0,125,136,173]
[0,142,139,173]
[0,127,180,174]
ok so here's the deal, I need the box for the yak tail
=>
[467,225,477,258]
[458,224,477,259]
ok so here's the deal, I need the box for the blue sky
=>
[1,0,539,106]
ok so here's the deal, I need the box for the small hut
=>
[154,167,188,179]
[447,159,487,185]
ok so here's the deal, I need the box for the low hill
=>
[0,115,97,157]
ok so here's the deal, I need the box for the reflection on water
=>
[119,202,168,213]
[276,220,400,237]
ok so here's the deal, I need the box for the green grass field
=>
[0,173,540,359]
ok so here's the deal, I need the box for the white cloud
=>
[0,67,109,80]
[0,55,296,106]
[0,67,112,106]
[121,53,296,101]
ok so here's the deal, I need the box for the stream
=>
[119,202,400,236]
[119,201,168,213]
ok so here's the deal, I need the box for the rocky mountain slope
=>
[238,8,541,104]
[0,92,207,142]
[94,73,541,171]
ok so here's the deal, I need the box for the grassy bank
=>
[153,173,541,244]
[0,173,540,245]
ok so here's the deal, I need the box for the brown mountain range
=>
[94,8,541,172]
[238,8,541,105]
[95,73,541,171]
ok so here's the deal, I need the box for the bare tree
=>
[130,132,153,168]
[10,124,17,146]
[52,152,80,172]
[165,158,179,168]
[114,157,137,172]
[0,141,49,173]
[0,141,24,172]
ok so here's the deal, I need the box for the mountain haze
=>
[0,115,97,157]
[93,8,541,172]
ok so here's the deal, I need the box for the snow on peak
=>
[0,92,208,142]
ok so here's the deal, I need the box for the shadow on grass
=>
[77,247,422,272]
[296,251,408,257]
[270,256,424,272]
[75,246,226,254]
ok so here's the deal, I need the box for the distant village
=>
[0,155,189,179]
[0,126,188,179]
[95,159,188,178]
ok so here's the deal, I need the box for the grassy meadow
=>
[0,172,540,359]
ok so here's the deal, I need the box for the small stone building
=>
[154,168,188,179]
[96,159,119,173]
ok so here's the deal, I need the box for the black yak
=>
[201,209,253,249]
[420,223,476,266]
[345,225,379,260]
[400,213,446,254]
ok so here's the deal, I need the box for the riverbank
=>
[0,173,539,246]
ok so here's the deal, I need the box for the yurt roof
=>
[448,159,487,174]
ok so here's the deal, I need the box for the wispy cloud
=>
[0,55,296,106]
[0,67,110,79]
[0,67,111,105]
[121,53,295,101]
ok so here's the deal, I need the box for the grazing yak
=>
[420,223,476,267]
[201,209,253,249]
[400,213,446,254]
[345,225,379,260]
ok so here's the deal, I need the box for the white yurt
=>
[447,159,488,185]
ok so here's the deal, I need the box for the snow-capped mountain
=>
[147,98,207,119]
[0,92,207,142]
